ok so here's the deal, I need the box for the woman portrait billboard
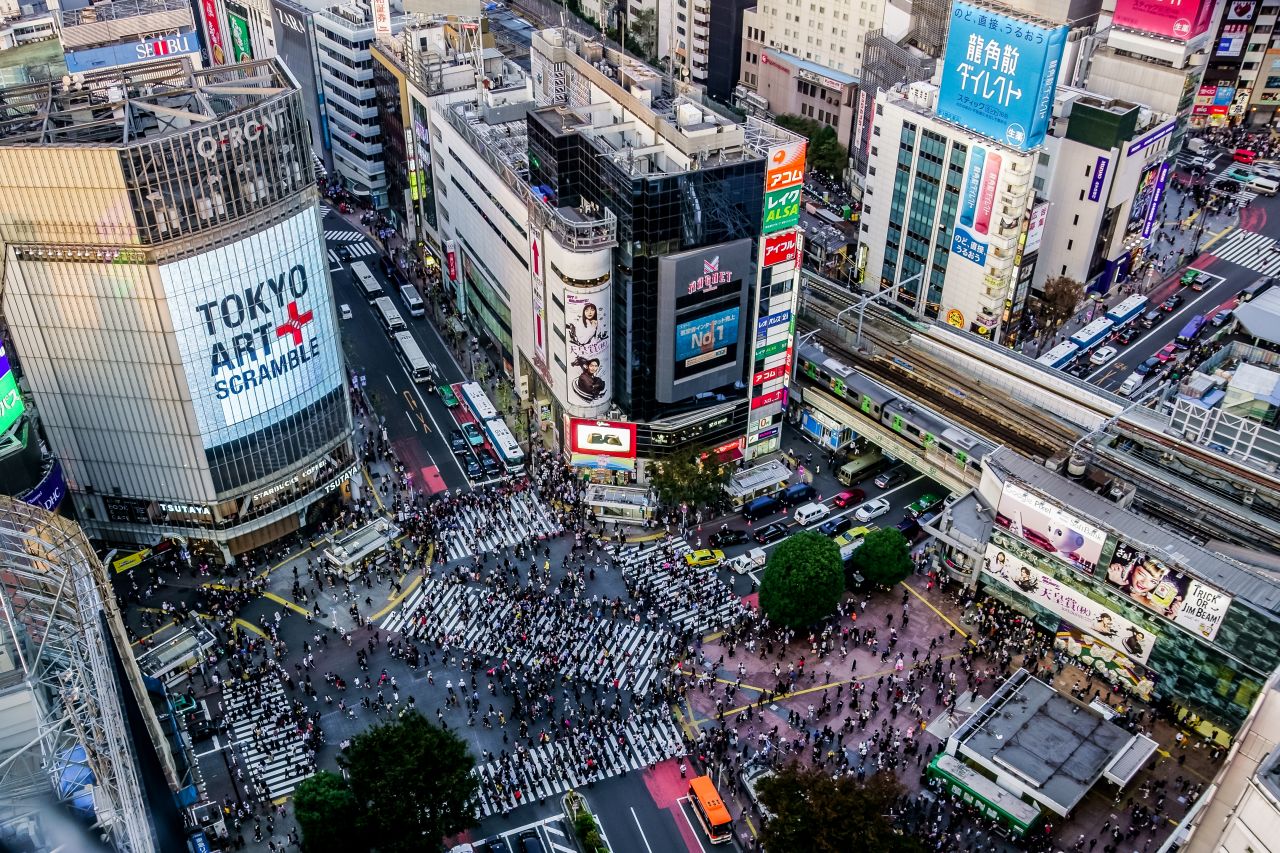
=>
[565,287,610,408]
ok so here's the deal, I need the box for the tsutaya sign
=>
[194,105,290,160]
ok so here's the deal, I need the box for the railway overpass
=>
[796,272,1280,555]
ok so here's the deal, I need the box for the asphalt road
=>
[323,211,472,493]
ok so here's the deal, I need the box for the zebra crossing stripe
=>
[324,229,365,241]
[1208,229,1280,275]
[220,680,315,800]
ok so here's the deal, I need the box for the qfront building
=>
[0,58,354,560]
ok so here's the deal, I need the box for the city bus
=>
[1105,294,1148,327]
[392,331,433,384]
[483,417,526,473]
[350,260,384,300]
[687,775,733,844]
[459,381,498,423]
[373,297,407,334]
[1175,314,1206,349]
[1069,317,1115,351]
[927,754,1042,838]
[1036,341,1079,370]
[1239,275,1273,302]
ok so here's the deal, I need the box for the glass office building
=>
[0,58,354,559]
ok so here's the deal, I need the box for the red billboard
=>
[762,231,799,267]
[1113,0,1215,42]
[445,239,457,281]
[202,0,226,64]
[567,418,637,458]
[752,364,788,386]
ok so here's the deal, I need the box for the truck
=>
[725,548,767,575]
[837,449,886,485]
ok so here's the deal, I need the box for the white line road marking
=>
[631,806,655,853]
[390,368,459,479]
[405,411,418,431]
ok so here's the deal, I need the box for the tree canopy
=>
[648,449,731,512]
[773,114,849,179]
[293,771,362,853]
[850,527,913,588]
[759,530,844,628]
[291,711,478,853]
[756,764,924,853]
[1032,275,1084,334]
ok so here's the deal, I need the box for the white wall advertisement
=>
[159,209,344,447]
[564,285,610,407]
[1105,541,1232,641]
[996,482,1109,574]
[985,543,1156,663]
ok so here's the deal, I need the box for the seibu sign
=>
[63,30,201,73]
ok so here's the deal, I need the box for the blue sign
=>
[936,3,1068,151]
[757,309,791,335]
[676,309,739,363]
[1125,120,1176,156]
[64,31,200,73]
[19,460,66,513]
[1088,156,1110,202]
[1141,161,1170,240]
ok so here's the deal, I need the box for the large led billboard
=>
[564,284,610,406]
[995,482,1108,574]
[937,2,1068,151]
[0,342,26,436]
[159,208,344,449]
[985,543,1156,662]
[1113,0,1216,42]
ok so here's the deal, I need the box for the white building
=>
[739,0,883,77]
[313,3,410,204]
[860,81,1036,340]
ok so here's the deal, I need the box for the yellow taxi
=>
[684,549,726,568]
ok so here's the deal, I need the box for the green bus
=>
[927,754,1042,838]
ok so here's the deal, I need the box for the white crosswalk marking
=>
[326,242,378,264]
[618,537,747,636]
[220,679,316,801]
[324,229,365,242]
[318,205,331,217]
[436,490,562,562]
[1207,229,1280,276]
[1207,165,1259,205]
[383,577,676,695]
[470,713,685,818]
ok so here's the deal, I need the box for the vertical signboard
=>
[1113,0,1216,42]
[936,2,1068,151]
[202,0,227,65]
[1140,161,1170,240]
[565,286,610,406]
[0,342,26,436]
[951,146,1001,267]
[762,141,806,234]
[226,2,254,62]
[372,0,392,42]
[529,231,550,381]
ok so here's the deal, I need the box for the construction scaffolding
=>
[0,497,166,852]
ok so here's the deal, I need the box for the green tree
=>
[850,527,912,588]
[337,710,479,853]
[759,531,844,628]
[773,114,848,180]
[648,449,731,511]
[628,8,657,59]
[756,764,924,853]
[1034,275,1084,334]
[494,381,513,414]
[293,771,363,853]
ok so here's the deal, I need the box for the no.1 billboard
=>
[937,2,1068,151]
[1114,0,1216,41]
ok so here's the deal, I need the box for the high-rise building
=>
[1197,0,1273,126]
[0,58,354,561]
[56,0,203,74]
[415,26,803,471]
[313,3,411,205]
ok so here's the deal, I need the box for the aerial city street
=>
[1,0,1280,852]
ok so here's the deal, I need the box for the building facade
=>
[56,0,202,74]
[0,59,354,560]
[735,47,858,147]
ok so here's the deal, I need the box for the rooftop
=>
[0,58,295,146]
[1235,285,1280,345]
[761,48,859,87]
[953,669,1133,815]
[989,448,1280,613]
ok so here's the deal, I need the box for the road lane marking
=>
[631,807,655,853]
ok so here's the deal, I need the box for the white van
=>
[399,284,426,318]
[1187,137,1209,154]
[1249,176,1279,196]
[1117,372,1143,397]
[793,502,829,526]
[726,548,767,574]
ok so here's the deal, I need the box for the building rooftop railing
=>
[60,0,187,27]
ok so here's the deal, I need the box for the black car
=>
[335,244,353,261]
[478,450,501,477]
[753,521,790,544]
[1161,294,1183,312]
[1115,326,1137,345]
[817,516,853,538]
[710,528,749,548]
[462,454,483,480]
[1135,356,1161,375]
[448,429,469,455]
